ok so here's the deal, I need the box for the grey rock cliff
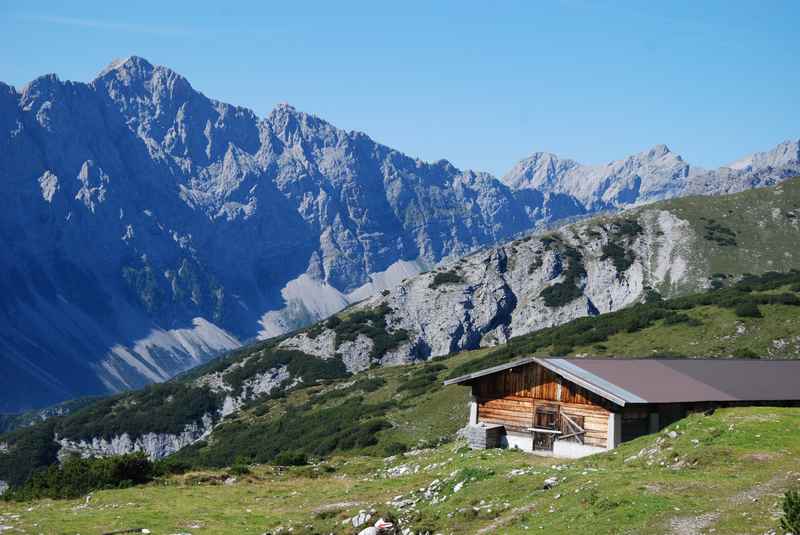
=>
[0,58,546,411]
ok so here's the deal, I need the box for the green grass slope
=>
[2,407,799,534]
[653,177,800,278]
[3,271,800,493]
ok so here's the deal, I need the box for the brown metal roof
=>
[445,357,800,406]
[567,358,800,403]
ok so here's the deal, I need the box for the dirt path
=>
[667,469,796,535]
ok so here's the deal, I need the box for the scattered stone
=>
[350,511,372,528]
[543,477,559,490]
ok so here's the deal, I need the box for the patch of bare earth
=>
[667,470,796,534]
[668,513,719,535]
[475,503,537,534]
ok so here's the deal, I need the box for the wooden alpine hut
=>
[444,357,800,458]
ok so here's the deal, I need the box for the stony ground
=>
[2,406,799,534]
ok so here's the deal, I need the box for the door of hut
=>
[533,406,558,451]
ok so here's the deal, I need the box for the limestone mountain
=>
[278,178,800,370]
[503,140,800,210]
[0,57,567,412]
[1,56,798,412]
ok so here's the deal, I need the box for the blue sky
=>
[1,0,798,176]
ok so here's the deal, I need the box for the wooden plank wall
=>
[474,363,609,406]
[474,362,611,448]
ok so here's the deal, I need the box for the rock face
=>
[276,174,800,367]
[1,56,797,412]
[0,57,549,412]
[278,208,698,366]
[56,414,215,461]
[503,141,800,210]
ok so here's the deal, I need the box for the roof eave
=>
[442,356,540,387]
[533,358,628,407]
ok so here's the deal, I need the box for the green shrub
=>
[615,218,644,238]
[701,219,738,247]
[224,349,348,395]
[306,323,324,339]
[429,270,464,289]
[732,348,759,359]
[329,304,410,359]
[273,451,308,466]
[55,383,221,442]
[528,256,544,274]
[4,453,153,501]
[171,397,396,468]
[153,458,192,476]
[644,289,663,304]
[382,442,408,456]
[540,246,586,307]
[551,344,574,355]
[396,363,447,398]
[228,463,251,476]
[663,313,701,326]
[781,487,800,534]
[601,242,635,274]
[734,301,762,318]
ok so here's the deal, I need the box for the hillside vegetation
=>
[3,271,800,495]
[2,407,799,534]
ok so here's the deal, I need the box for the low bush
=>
[734,301,762,318]
[225,349,348,396]
[601,242,635,274]
[55,383,221,442]
[171,396,396,468]
[4,453,153,501]
[329,304,410,359]
[663,313,692,325]
[397,364,446,398]
[382,442,408,456]
[429,270,464,289]
[781,487,800,534]
[540,246,586,307]
[732,348,759,359]
[702,218,738,247]
[273,451,308,466]
[228,463,251,475]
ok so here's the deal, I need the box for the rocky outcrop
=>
[56,414,215,461]
[275,207,707,364]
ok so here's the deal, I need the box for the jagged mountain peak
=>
[20,73,64,96]
[640,143,673,159]
[93,55,196,107]
[96,55,155,78]
[726,138,800,171]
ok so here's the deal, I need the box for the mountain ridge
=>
[1,56,798,412]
